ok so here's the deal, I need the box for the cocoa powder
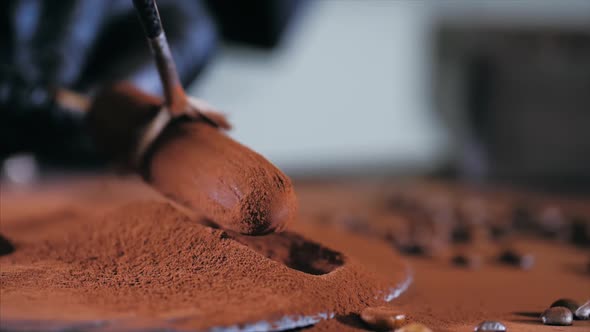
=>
[144,121,298,235]
[0,180,408,331]
[87,83,297,235]
[3,179,590,332]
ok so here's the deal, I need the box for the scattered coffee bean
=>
[451,253,482,269]
[396,322,433,332]
[396,243,427,256]
[498,249,534,270]
[550,298,579,313]
[0,234,15,256]
[575,300,590,320]
[541,306,573,326]
[489,225,509,241]
[570,218,590,247]
[512,204,536,232]
[360,306,406,331]
[474,320,507,332]
[451,224,471,243]
[537,206,569,240]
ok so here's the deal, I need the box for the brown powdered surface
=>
[87,83,297,236]
[0,178,408,331]
[144,121,298,235]
[294,181,590,332]
[1,178,589,332]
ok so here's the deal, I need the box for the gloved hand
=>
[0,0,217,166]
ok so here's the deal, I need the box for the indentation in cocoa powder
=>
[0,234,15,256]
[228,231,345,275]
[197,218,222,229]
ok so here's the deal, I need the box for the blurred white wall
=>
[189,0,447,175]
[188,0,590,176]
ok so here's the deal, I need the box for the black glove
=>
[0,0,217,167]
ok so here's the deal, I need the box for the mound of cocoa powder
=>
[0,185,408,331]
[87,83,297,236]
[145,121,298,235]
[4,178,588,332]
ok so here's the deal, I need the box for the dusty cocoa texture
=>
[144,121,298,235]
[295,181,590,332]
[2,178,590,332]
[0,180,407,331]
[88,83,294,235]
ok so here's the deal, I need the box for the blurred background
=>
[1,0,589,193]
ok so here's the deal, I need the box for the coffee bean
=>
[570,218,590,247]
[512,204,536,232]
[0,234,15,256]
[451,253,482,269]
[575,300,590,320]
[396,323,433,332]
[474,320,507,332]
[396,243,427,256]
[489,225,509,241]
[498,249,534,270]
[451,224,471,244]
[360,306,406,331]
[541,306,573,326]
[537,206,569,240]
[550,298,579,313]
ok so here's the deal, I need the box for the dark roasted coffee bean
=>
[397,243,426,256]
[498,249,534,270]
[550,298,579,313]
[474,320,507,332]
[570,217,590,247]
[512,204,536,232]
[541,306,573,326]
[489,225,509,241]
[451,224,471,243]
[0,234,15,256]
[360,306,406,331]
[451,253,482,269]
[575,300,590,320]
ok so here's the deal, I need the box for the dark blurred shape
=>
[570,217,590,247]
[450,224,471,243]
[497,249,535,269]
[451,253,481,269]
[0,234,15,256]
[0,0,217,167]
[0,68,94,165]
[204,0,304,48]
[0,0,304,168]
[436,27,590,193]
[10,0,110,87]
[81,0,217,95]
